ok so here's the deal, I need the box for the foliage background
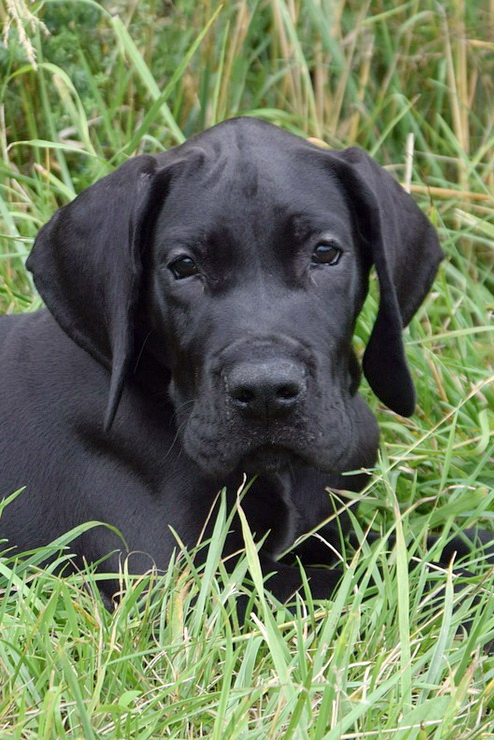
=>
[0,0,493,737]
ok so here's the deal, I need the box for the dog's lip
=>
[239,443,303,473]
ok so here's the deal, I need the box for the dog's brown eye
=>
[169,256,199,280]
[311,243,342,266]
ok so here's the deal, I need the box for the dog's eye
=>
[311,243,342,266]
[168,256,199,280]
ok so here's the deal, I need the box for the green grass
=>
[1,0,493,736]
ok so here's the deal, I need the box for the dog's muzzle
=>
[225,358,307,421]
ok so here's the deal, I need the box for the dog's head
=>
[27,118,442,477]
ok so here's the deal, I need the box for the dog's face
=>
[26,118,442,479]
[145,141,373,476]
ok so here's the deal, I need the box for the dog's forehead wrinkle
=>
[289,210,353,243]
[189,116,294,161]
[159,150,357,273]
[179,128,312,210]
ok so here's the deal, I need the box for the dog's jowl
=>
[0,118,446,603]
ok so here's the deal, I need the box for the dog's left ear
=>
[329,148,443,416]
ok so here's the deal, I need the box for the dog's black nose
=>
[227,359,305,419]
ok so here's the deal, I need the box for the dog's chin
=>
[239,445,303,475]
[191,442,336,479]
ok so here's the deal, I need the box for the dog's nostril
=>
[227,360,305,419]
[233,382,299,406]
[277,383,300,401]
[234,388,256,404]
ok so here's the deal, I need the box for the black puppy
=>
[0,117,451,602]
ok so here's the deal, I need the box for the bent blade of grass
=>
[190,489,229,628]
[119,5,223,158]
[0,487,24,517]
[40,61,95,155]
[9,520,127,571]
[8,139,101,160]
[111,16,185,145]
[271,0,320,135]
[369,95,418,158]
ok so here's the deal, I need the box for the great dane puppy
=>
[0,117,469,604]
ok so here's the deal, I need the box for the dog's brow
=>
[157,226,242,277]
[286,213,351,244]
[156,227,209,254]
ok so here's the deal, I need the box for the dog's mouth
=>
[182,406,355,478]
[181,382,380,479]
[238,444,303,474]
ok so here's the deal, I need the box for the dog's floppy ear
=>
[329,148,443,416]
[26,155,173,429]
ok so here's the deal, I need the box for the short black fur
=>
[1,118,488,606]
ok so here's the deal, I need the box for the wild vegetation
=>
[0,0,493,736]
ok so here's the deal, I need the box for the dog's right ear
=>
[26,153,189,428]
